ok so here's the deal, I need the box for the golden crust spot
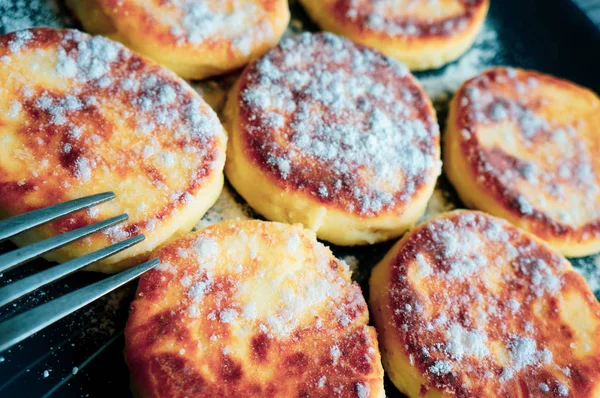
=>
[94,0,283,51]
[445,67,600,256]
[125,220,384,397]
[67,0,290,79]
[327,0,489,39]
[370,210,600,397]
[234,32,441,218]
[0,28,226,271]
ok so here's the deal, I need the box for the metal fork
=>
[0,192,159,352]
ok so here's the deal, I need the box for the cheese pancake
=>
[298,0,489,71]
[444,67,600,257]
[65,0,290,80]
[225,32,441,246]
[0,28,226,273]
[125,220,385,397]
[370,210,600,397]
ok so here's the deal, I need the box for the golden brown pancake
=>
[225,32,441,246]
[65,0,290,80]
[125,220,385,397]
[444,67,600,257]
[370,210,600,397]
[0,28,227,273]
[298,0,489,71]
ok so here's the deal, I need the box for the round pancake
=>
[298,0,489,71]
[0,28,227,273]
[125,220,385,397]
[225,32,441,246]
[370,210,600,397]
[444,67,600,257]
[65,0,290,80]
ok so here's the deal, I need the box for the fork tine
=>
[0,192,115,242]
[0,214,128,275]
[0,235,145,307]
[0,258,159,353]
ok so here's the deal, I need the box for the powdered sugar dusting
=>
[385,211,583,395]
[162,0,272,54]
[161,223,367,340]
[1,28,226,251]
[343,0,483,38]
[455,67,600,229]
[139,221,380,394]
[444,323,489,360]
[239,32,441,215]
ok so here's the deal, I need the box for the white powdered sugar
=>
[179,1,255,43]
[74,156,92,182]
[500,336,553,380]
[444,323,489,360]
[56,33,121,82]
[557,383,569,396]
[457,67,600,226]
[344,0,472,38]
[219,308,238,323]
[330,345,342,365]
[426,217,485,279]
[429,360,452,375]
[389,212,579,395]
[7,29,33,53]
[168,223,363,344]
[188,279,212,303]
[355,382,370,398]
[165,0,267,51]
[240,32,440,215]
[415,253,432,278]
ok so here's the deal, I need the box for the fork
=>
[0,192,159,352]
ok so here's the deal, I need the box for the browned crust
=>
[325,0,489,40]
[383,211,600,396]
[0,28,223,239]
[125,221,382,397]
[451,67,600,244]
[95,0,286,53]
[235,32,440,218]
